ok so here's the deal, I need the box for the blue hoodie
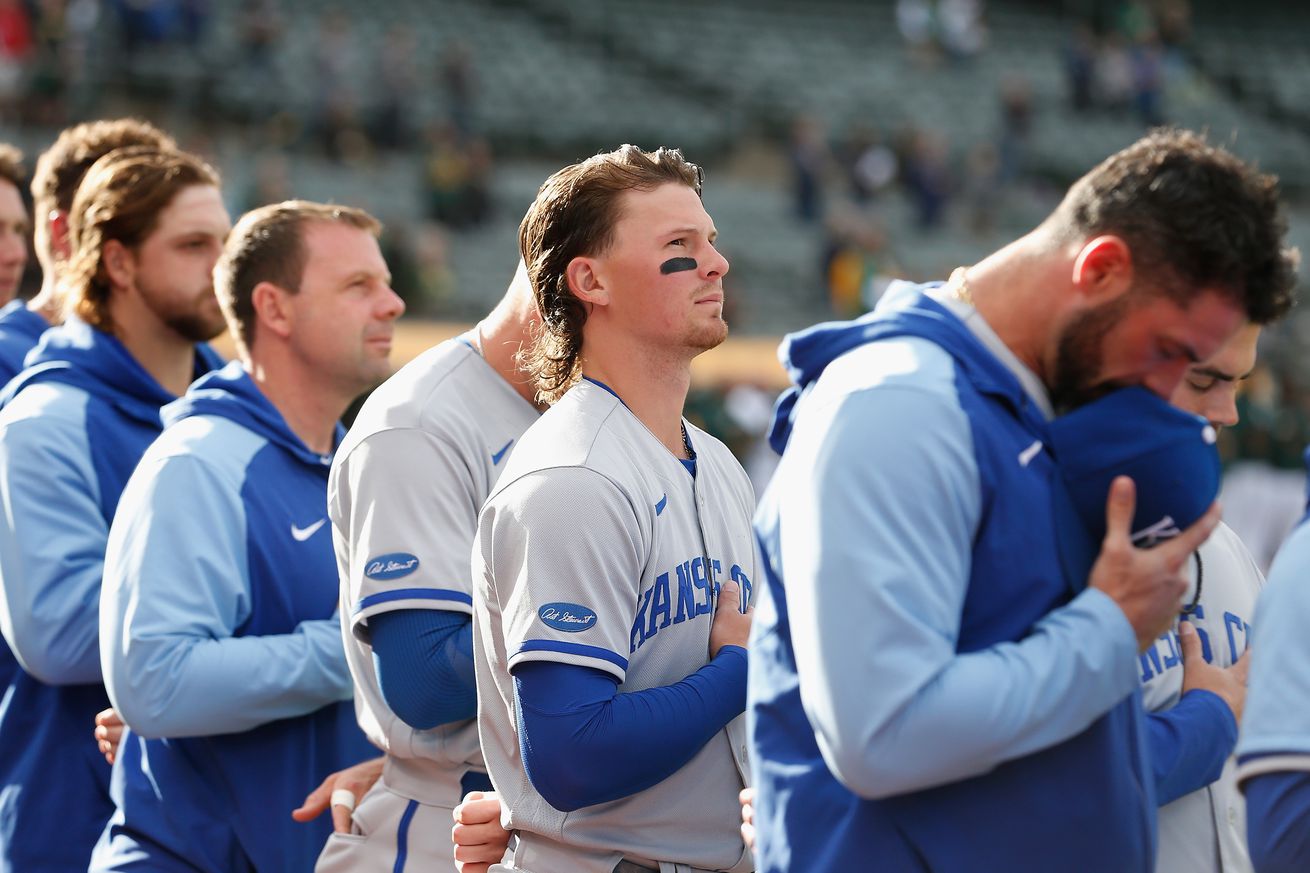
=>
[749,283,1154,872]
[0,300,50,386]
[0,318,223,872]
[0,302,50,752]
[94,362,374,872]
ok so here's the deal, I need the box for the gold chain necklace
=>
[947,266,973,305]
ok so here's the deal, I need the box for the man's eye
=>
[1187,378,1217,392]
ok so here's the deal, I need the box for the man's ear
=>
[251,281,294,341]
[566,256,610,307]
[49,210,70,262]
[1071,235,1134,304]
[102,239,134,290]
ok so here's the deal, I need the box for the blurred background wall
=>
[1,0,1306,563]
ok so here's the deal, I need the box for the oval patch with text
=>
[364,552,420,581]
[538,602,597,633]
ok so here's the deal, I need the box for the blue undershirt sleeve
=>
[1146,689,1237,805]
[370,608,477,730]
[513,646,747,812]
[1245,770,1310,873]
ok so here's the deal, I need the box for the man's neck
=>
[581,337,694,459]
[26,275,64,325]
[475,295,540,408]
[959,231,1068,386]
[114,318,198,398]
[246,346,353,456]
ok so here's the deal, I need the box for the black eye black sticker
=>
[660,257,698,275]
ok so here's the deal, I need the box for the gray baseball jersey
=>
[473,378,756,873]
[325,335,537,868]
[1141,521,1262,873]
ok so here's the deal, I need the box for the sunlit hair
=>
[1046,127,1297,324]
[518,144,703,404]
[0,144,24,192]
[215,200,381,353]
[31,118,176,227]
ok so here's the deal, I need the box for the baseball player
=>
[93,201,399,872]
[0,145,228,872]
[473,144,755,873]
[727,339,1271,873]
[0,120,178,383]
[1141,322,1268,873]
[0,144,27,713]
[0,144,26,309]
[317,259,540,872]
[5,121,181,771]
[748,129,1297,872]
[1237,486,1310,870]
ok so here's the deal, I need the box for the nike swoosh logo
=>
[655,493,667,516]
[291,519,327,541]
[1017,440,1043,467]
[491,439,514,465]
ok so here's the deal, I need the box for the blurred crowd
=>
[1,0,1306,513]
[1,0,494,319]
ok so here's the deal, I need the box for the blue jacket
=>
[0,301,49,386]
[0,302,50,747]
[96,362,374,872]
[0,319,222,872]
[749,285,1154,872]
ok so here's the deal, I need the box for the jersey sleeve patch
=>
[537,602,598,633]
[364,552,421,580]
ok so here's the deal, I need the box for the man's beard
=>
[1049,293,1131,413]
[140,277,227,343]
[165,308,227,344]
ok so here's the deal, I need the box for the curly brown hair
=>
[1049,127,1298,324]
[31,119,176,221]
[518,144,703,404]
[0,144,24,192]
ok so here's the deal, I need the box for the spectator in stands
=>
[962,142,1001,237]
[372,25,418,151]
[237,0,281,74]
[997,75,1032,183]
[0,0,31,116]
[822,209,901,318]
[1132,31,1166,126]
[1066,23,1097,113]
[896,0,937,66]
[440,39,477,137]
[843,124,898,205]
[1096,33,1135,111]
[901,128,952,230]
[411,222,456,313]
[938,0,986,61]
[115,0,176,58]
[789,114,829,224]
[312,8,361,160]
[422,124,493,230]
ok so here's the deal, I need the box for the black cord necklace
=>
[1186,550,1204,612]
